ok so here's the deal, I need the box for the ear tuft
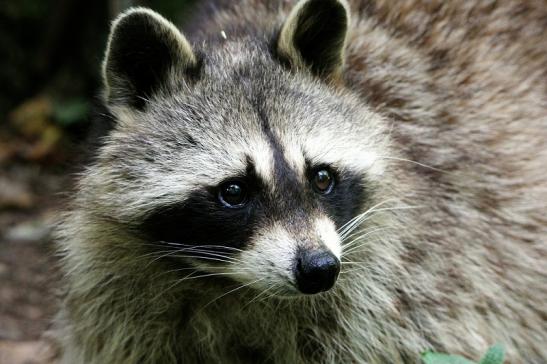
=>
[103,8,197,109]
[278,0,350,79]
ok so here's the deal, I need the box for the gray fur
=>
[55,1,547,363]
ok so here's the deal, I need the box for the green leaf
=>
[53,99,90,126]
[422,351,476,364]
[479,344,505,364]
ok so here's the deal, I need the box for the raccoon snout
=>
[294,249,340,294]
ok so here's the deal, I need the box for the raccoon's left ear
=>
[102,8,197,109]
[277,0,350,79]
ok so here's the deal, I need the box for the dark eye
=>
[218,181,248,208]
[312,169,335,194]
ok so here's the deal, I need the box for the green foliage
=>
[53,99,90,126]
[422,345,505,364]
[479,344,505,364]
[422,352,476,364]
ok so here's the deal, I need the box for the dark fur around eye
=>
[141,164,265,257]
[141,189,258,256]
[305,165,367,229]
[319,170,368,229]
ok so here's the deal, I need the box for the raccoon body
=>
[55,1,547,363]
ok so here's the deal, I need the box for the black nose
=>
[294,250,340,294]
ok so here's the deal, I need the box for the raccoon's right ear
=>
[102,8,197,109]
[277,0,350,80]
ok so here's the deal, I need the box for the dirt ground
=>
[0,163,68,364]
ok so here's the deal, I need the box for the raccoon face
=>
[98,1,389,296]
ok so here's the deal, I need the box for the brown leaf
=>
[8,96,53,139]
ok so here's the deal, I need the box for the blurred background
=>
[0,1,197,362]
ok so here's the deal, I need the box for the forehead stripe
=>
[254,99,303,190]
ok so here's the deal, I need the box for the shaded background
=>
[0,1,197,362]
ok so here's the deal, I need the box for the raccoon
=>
[55,0,547,363]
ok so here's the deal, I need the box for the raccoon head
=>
[95,0,390,297]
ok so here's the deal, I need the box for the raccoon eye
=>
[218,181,248,208]
[312,169,334,194]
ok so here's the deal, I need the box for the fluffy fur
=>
[55,1,547,363]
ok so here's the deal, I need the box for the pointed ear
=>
[102,8,197,109]
[277,0,350,79]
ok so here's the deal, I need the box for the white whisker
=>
[342,227,391,254]
[337,199,396,236]
[168,254,240,265]
[378,156,447,173]
[340,204,422,241]
[244,283,280,308]
[201,278,264,311]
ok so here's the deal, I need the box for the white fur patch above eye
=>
[315,217,342,259]
[353,149,385,176]
[282,140,306,177]
[301,131,386,178]
[310,146,384,177]
[248,139,275,185]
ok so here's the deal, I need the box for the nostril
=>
[294,250,340,294]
